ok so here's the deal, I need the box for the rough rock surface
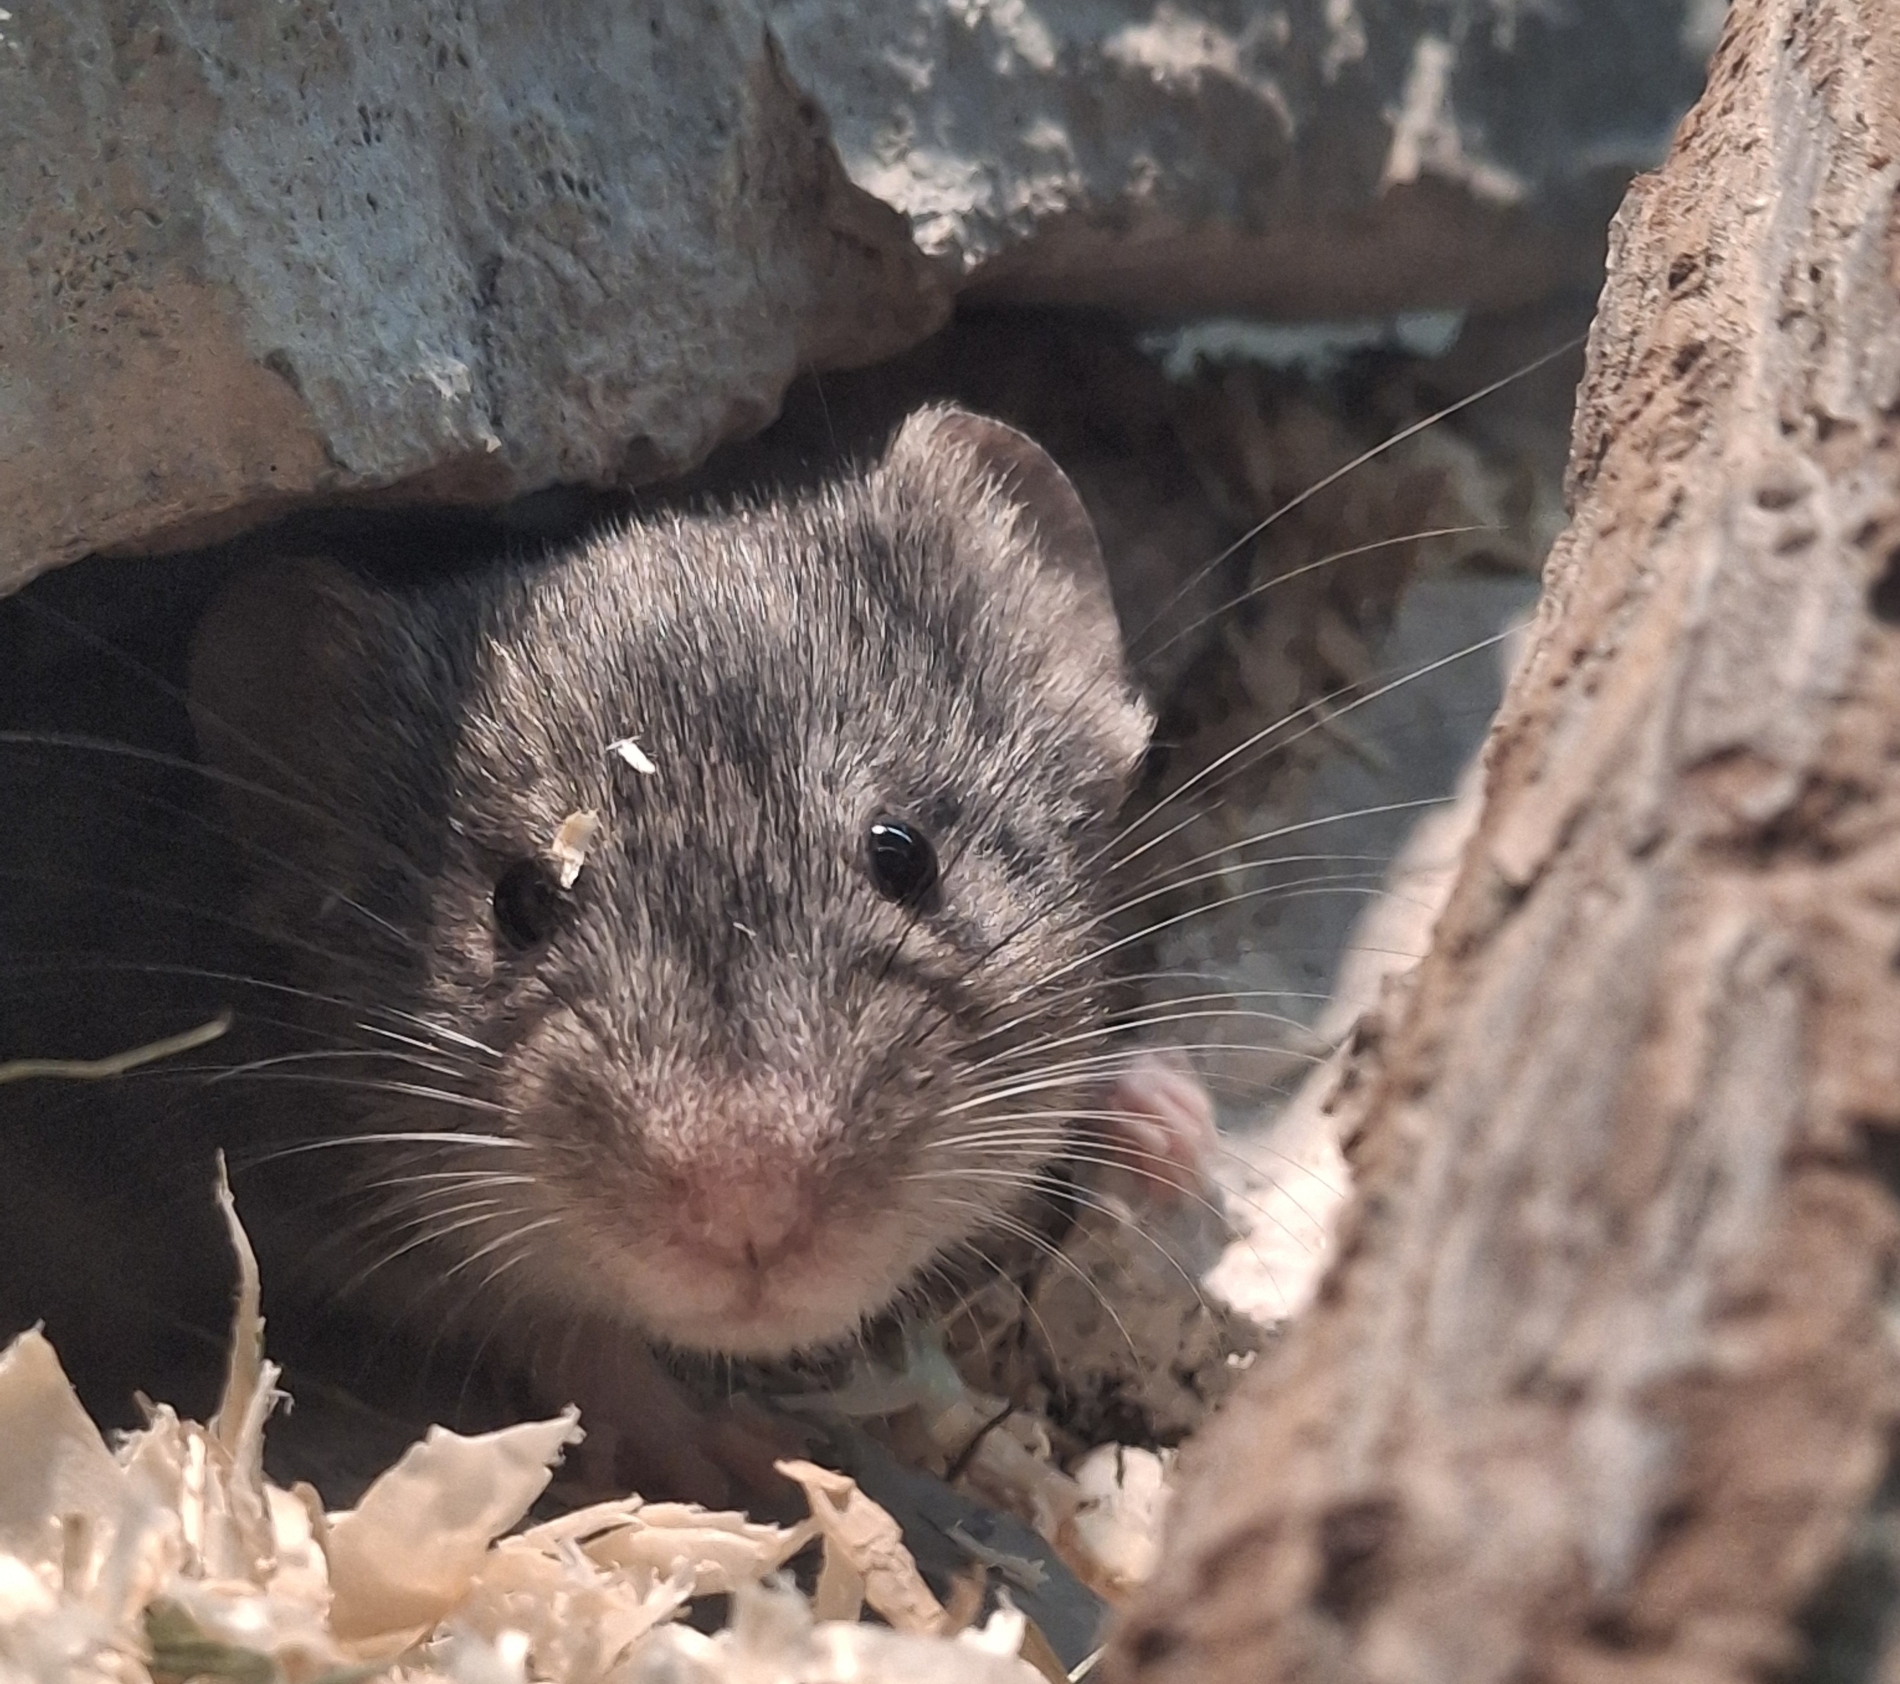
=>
[771,0,1721,317]
[1107,0,1900,1677]
[4,1,1712,593]
[0,1,948,592]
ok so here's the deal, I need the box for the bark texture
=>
[1109,2,1900,1680]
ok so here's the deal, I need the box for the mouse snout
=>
[675,1170,816,1271]
[575,1074,914,1352]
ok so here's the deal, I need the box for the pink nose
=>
[678,1174,813,1270]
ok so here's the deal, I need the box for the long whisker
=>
[933,1201,1142,1366]
[1109,817,1436,897]
[961,1005,1328,1081]
[957,972,1340,1056]
[350,1168,540,1196]
[0,730,431,886]
[1143,523,1491,666]
[1091,864,1403,941]
[160,1070,511,1113]
[345,1019,502,1065]
[1103,628,1512,877]
[12,593,337,807]
[449,1253,562,1418]
[328,1201,521,1300]
[438,1215,563,1284]
[914,1167,1228,1308]
[944,1042,1329,1115]
[980,993,1328,1063]
[200,1046,480,1086]
[14,754,422,953]
[914,801,1446,1070]
[0,863,405,984]
[235,1130,531,1170]
[922,1138,1248,1229]
[0,956,501,1060]
[1125,334,1582,652]
[927,1241,1069,1385]
[934,1113,1343,1205]
[1112,840,1411,900]
[0,1004,497,1095]
[992,880,1405,1015]
[927,1115,1336,1255]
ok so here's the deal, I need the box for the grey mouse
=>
[1,405,1214,1502]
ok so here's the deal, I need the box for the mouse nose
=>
[678,1173,813,1270]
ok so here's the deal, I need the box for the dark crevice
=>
[1788,1425,1900,1683]
[1867,547,1900,624]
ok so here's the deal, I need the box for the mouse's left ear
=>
[883,405,1151,788]
[884,406,1124,654]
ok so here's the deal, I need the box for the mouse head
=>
[190,406,1152,1358]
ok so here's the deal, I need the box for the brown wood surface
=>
[1108,3,1900,1679]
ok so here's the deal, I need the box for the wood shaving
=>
[606,738,658,776]
[945,1524,1048,1593]
[0,1194,1051,1684]
[547,811,600,891]
[621,1582,1041,1683]
[1060,1448,1172,1602]
[0,1011,232,1086]
[773,1461,946,1634]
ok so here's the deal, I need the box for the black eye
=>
[493,858,566,949]
[865,815,940,908]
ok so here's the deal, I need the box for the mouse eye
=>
[865,815,940,908]
[493,858,567,949]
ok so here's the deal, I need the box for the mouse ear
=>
[883,405,1151,787]
[188,556,372,848]
[884,406,1124,650]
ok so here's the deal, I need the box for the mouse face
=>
[189,408,1152,1360]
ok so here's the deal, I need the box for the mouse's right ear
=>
[188,556,371,847]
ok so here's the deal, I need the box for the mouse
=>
[0,404,1216,1505]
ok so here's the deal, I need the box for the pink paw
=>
[536,1332,811,1513]
[1090,1050,1220,1207]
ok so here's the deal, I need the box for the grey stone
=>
[0,1,948,592]
[769,0,1718,316]
[1,1,1715,592]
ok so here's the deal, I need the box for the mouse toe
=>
[1095,1050,1220,1205]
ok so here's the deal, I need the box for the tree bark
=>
[1108,3,1900,1680]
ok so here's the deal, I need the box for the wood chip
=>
[547,810,600,890]
[607,737,658,775]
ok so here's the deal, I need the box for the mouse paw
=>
[542,1335,812,1514]
[1090,1050,1219,1207]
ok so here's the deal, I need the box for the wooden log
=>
[1108,3,1900,1679]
